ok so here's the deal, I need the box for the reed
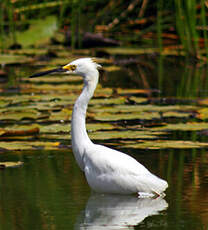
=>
[58,1,67,28]
[157,54,164,95]
[70,0,76,49]
[0,0,207,56]
[0,2,5,52]
[157,0,164,93]
[200,0,208,58]
[7,0,17,46]
[174,0,200,55]
[175,0,190,53]
[77,0,84,49]
[186,0,199,54]
[157,0,163,52]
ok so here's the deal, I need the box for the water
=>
[1,54,208,229]
[0,148,207,229]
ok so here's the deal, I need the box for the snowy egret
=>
[29,57,168,197]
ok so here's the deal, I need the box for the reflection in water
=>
[75,194,168,229]
[1,149,208,229]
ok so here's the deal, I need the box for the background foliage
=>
[0,0,208,57]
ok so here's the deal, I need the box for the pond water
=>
[0,53,208,229]
[0,147,208,229]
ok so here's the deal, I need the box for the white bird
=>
[30,57,168,197]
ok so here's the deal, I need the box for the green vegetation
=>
[1,2,208,229]
[0,0,208,57]
[0,67,208,151]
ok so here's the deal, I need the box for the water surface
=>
[0,148,207,229]
[1,54,208,229]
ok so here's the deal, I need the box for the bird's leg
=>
[138,192,158,199]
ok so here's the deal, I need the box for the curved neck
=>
[71,70,98,170]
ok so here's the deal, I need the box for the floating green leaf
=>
[0,126,39,137]
[0,161,24,169]
[150,122,208,131]
[196,108,208,120]
[93,111,160,121]
[0,54,31,65]
[0,109,41,121]
[89,130,164,140]
[49,108,72,121]
[122,140,208,149]
[0,141,60,151]
[40,123,70,133]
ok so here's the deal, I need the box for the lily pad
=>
[104,66,122,72]
[89,130,164,140]
[150,122,208,131]
[0,54,31,65]
[20,83,83,94]
[196,108,208,120]
[117,88,156,95]
[0,161,23,169]
[162,111,191,118]
[90,97,126,106]
[122,140,208,149]
[0,126,39,137]
[0,101,10,108]
[98,47,160,55]
[86,123,115,132]
[129,96,148,104]
[0,109,41,121]
[38,122,115,136]
[198,98,208,106]
[40,123,70,133]
[96,47,185,56]
[49,108,72,121]
[0,141,60,151]
[93,111,160,121]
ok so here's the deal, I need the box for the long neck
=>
[71,70,98,170]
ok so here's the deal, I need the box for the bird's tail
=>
[143,174,168,196]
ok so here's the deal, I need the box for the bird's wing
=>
[83,144,167,194]
[85,144,149,175]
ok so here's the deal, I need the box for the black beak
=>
[29,67,66,78]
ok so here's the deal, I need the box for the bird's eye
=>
[71,65,76,71]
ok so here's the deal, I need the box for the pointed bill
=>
[29,67,66,78]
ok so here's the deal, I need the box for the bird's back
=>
[83,143,168,196]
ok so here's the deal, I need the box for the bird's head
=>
[29,57,102,79]
[63,58,102,77]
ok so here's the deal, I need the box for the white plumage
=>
[30,57,168,197]
[65,58,168,197]
[84,144,167,196]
